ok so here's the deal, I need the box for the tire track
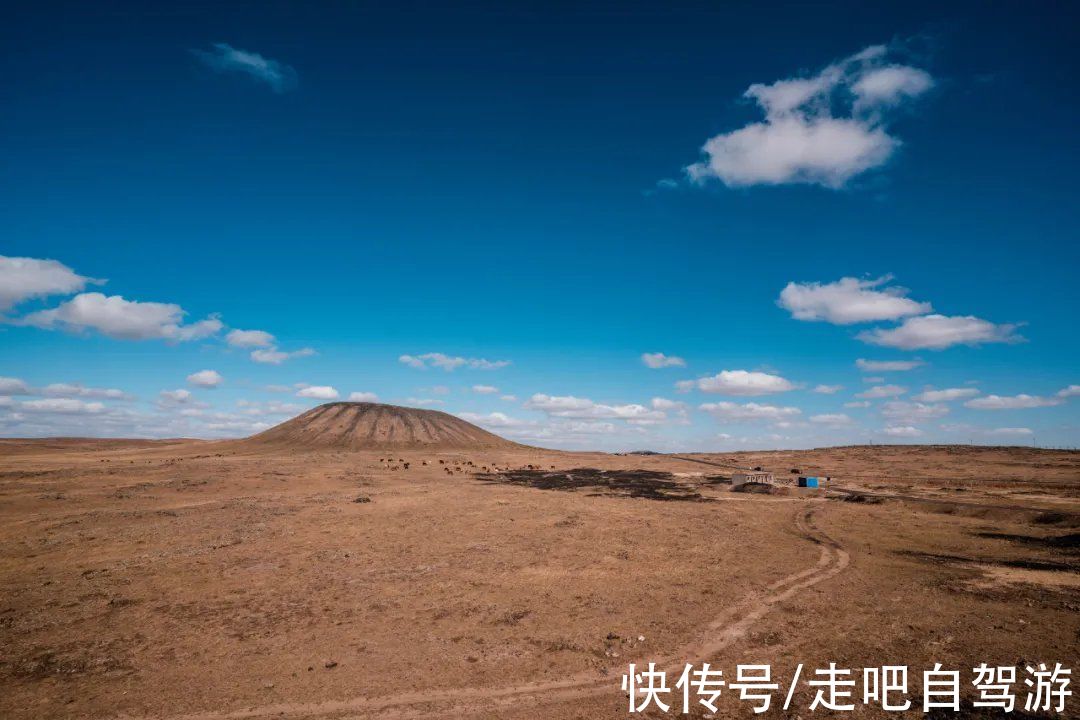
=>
[123,505,848,720]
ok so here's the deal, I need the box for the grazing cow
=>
[403,463,410,470]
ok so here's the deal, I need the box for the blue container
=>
[806,477,819,488]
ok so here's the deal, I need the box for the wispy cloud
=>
[859,314,1024,350]
[912,387,979,403]
[524,393,667,425]
[857,384,907,399]
[250,347,316,364]
[192,43,297,93]
[699,401,801,422]
[856,358,925,372]
[187,370,223,389]
[812,384,843,394]
[399,353,510,371]
[965,393,1063,410]
[641,352,686,369]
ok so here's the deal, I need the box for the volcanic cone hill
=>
[243,402,520,451]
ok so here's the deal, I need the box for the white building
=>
[731,471,775,488]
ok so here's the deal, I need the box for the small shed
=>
[732,471,775,488]
[798,476,831,488]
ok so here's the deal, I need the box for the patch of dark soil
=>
[703,474,731,485]
[974,531,1080,551]
[832,492,884,504]
[1031,511,1071,525]
[475,468,707,502]
[3,646,133,680]
[897,550,1078,573]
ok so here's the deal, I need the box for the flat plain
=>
[1,435,1078,718]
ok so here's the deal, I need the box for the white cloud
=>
[856,358,925,372]
[226,329,275,348]
[912,387,980,403]
[651,397,690,424]
[405,397,443,406]
[852,65,934,107]
[685,370,795,396]
[20,293,222,342]
[650,397,688,412]
[987,427,1034,436]
[524,393,667,424]
[688,117,897,188]
[250,346,316,364]
[399,353,510,371]
[159,389,192,404]
[348,391,378,402]
[699,401,801,421]
[296,386,339,400]
[235,399,304,417]
[964,394,1063,410]
[882,425,922,437]
[19,398,106,414]
[641,352,686,369]
[0,255,102,312]
[881,401,949,423]
[499,394,518,402]
[264,384,292,393]
[187,370,223,389]
[192,43,297,93]
[42,383,131,400]
[457,411,527,428]
[858,314,1023,350]
[862,376,886,383]
[0,377,32,395]
[1057,385,1080,398]
[813,384,843,394]
[472,385,499,394]
[0,396,286,440]
[779,276,931,325]
[844,400,871,408]
[686,44,932,188]
[810,413,852,425]
[856,384,907,399]
[499,418,622,446]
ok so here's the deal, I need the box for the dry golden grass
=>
[0,439,1077,718]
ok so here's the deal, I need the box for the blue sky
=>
[1,1,1077,450]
